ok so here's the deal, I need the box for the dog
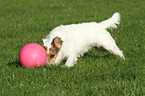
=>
[43,12,125,67]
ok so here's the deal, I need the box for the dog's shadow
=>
[8,60,23,67]
[82,47,112,59]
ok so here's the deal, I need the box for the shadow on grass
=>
[8,60,70,69]
[8,60,23,68]
[82,47,113,59]
[83,53,113,59]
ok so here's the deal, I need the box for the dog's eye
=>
[50,55,55,58]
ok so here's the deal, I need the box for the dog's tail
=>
[100,12,120,29]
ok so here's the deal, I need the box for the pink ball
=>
[19,43,47,67]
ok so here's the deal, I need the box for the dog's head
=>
[43,36,62,63]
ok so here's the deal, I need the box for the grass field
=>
[0,0,145,95]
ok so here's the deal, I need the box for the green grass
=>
[0,0,145,95]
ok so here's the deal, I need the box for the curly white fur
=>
[43,12,125,67]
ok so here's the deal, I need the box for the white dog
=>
[43,12,125,67]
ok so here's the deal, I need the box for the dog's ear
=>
[53,36,62,48]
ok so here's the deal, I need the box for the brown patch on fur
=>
[47,36,62,62]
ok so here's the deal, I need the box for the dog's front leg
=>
[65,56,76,67]
[54,53,63,64]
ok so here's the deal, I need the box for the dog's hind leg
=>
[102,42,125,60]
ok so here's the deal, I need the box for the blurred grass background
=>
[0,0,144,95]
